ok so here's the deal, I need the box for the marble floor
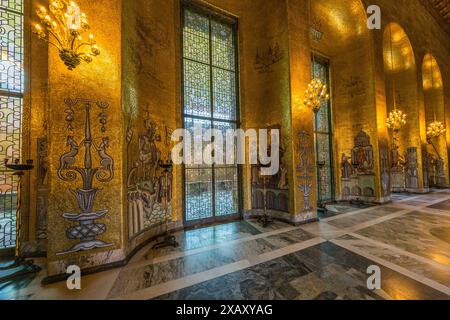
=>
[2,190,450,300]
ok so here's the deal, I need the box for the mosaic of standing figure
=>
[296,131,314,212]
[405,147,419,190]
[36,137,48,247]
[252,127,289,213]
[127,108,174,239]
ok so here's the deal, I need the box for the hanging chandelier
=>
[33,0,100,70]
[386,109,407,132]
[304,78,330,113]
[427,121,446,139]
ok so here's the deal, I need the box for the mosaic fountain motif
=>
[57,99,114,255]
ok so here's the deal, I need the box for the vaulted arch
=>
[382,23,420,181]
[311,0,377,201]
[422,53,448,186]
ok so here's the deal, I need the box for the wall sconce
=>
[33,0,100,70]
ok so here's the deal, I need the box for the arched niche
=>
[382,23,420,163]
[422,53,448,184]
[311,0,376,199]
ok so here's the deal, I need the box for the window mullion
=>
[207,15,217,218]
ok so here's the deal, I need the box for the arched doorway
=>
[382,23,420,192]
[422,54,448,187]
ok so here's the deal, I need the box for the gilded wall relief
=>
[341,130,376,200]
[425,151,445,188]
[337,75,366,98]
[57,99,114,256]
[310,16,324,42]
[422,146,429,189]
[351,130,374,174]
[130,15,171,89]
[36,137,48,241]
[251,130,289,213]
[296,131,314,212]
[380,145,390,197]
[127,109,173,239]
[405,147,419,190]
[254,42,284,74]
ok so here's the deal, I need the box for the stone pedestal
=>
[341,174,376,202]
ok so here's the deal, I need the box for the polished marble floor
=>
[1,190,450,300]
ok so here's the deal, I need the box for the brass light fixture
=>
[427,121,445,139]
[386,24,407,133]
[304,78,330,113]
[426,56,445,140]
[33,0,100,70]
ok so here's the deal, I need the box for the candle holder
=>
[0,159,42,283]
[257,162,273,228]
[152,162,179,250]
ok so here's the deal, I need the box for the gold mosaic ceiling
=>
[424,0,450,34]
[429,0,450,22]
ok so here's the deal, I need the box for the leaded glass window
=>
[0,0,23,249]
[182,6,240,223]
[313,56,334,203]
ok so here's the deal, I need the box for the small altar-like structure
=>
[390,144,406,192]
[341,130,376,202]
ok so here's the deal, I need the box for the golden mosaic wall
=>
[20,0,450,279]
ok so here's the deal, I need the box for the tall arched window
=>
[182,3,240,226]
[0,0,24,249]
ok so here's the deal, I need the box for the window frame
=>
[0,0,25,251]
[180,1,242,227]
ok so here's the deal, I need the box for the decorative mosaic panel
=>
[0,96,21,248]
[0,4,23,93]
[183,7,239,223]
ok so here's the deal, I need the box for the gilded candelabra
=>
[427,121,446,140]
[33,0,100,70]
[304,78,330,113]
[0,160,41,283]
[427,121,446,161]
[57,99,114,255]
[386,109,407,158]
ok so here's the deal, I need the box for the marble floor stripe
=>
[321,205,388,223]
[341,209,412,234]
[336,235,450,289]
[349,233,450,272]
[330,239,450,297]
[108,228,317,298]
[356,211,450,266]
[112,237,326,300]
[123,225,302,271]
